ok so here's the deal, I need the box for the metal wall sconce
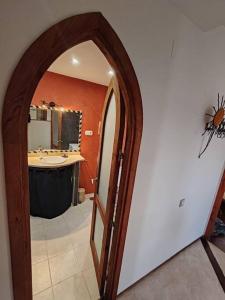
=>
[199,93,225,158]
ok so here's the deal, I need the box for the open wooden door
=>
[205,169,225,238]
[90,78,125,298]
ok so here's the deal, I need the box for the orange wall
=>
[32,71,107,194]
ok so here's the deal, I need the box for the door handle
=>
[91,177,98,184]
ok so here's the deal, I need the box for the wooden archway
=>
[2,13,143,300]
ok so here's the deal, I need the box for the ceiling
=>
[48,41,112,86]
[49,2,225,85]
[170,0,225,31]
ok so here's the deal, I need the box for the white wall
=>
[119,5,225,291]
[0,0,225,298]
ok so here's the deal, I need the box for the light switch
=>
[85,130,93,136]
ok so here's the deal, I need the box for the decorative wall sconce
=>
[40,100,56,109]
[199,93,225,158]
[34,100,65,111]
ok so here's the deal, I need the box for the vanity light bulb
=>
[108,69,115,76]
[72,57,79,65]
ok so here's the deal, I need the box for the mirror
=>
[28,107,82,151]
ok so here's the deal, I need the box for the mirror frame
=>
[28,105,82,153]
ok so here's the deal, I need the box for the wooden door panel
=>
[95,194,106,223]
[90,78,125,297]
[97,93,117,210]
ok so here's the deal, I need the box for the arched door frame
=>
[2,12,143,300]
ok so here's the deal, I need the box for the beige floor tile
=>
[45,219,69,240]
[83,268,99,299]
[49,249,80,284]
[46,235,73,258]
[73,243,93,272]
[117,288,137,300]
[31,240,48,264]
[31,223,46,241]
[32,260,51,295]
[63,206,82,218]
[64,210,86,231]
[78,200,93,215]
[70,226,91,248]
[31,222,43,233]
[31,205,98,297]
[33,287,54,300]
[30,216,43,227]
[42,215,64,227]
[82,215,92,229]
[53,274,91,300]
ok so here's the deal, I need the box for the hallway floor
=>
[118,240,225,300]
[31,199,100,300]
[31,204,225,300]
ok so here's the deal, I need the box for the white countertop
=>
[28,154,85,168]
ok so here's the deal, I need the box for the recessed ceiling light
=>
[72,57,79,65]
[108,70,115,76]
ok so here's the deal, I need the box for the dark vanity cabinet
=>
[28,106,83,219]
[29,164,78,219]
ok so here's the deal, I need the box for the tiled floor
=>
[32,205,225,300]
[118,240,225,300]
[30,199,100,300]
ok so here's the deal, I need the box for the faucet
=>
[38,146,48,155]
[38,145,43,152]
[38,146,45,159]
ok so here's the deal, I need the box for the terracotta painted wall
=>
[32,71,107,194]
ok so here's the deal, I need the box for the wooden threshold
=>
[201,237,225,293]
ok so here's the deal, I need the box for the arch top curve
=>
[3,12,142,129]
[2,12,142,300]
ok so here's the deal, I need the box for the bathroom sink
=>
[40,156,67,164]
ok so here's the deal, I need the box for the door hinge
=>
[111,220,115,228]
[119,150,124,161]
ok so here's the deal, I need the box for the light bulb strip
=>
[29,105,82,153]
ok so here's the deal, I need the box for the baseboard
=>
[85,193,94,199]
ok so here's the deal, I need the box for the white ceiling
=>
[48,41,112,86]
[170,0,225,31]
[49,2,225,85]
